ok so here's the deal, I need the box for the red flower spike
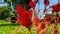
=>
[29,1,36,8]
[17,5,23,15]
[50,3,60,13]
[33,16,40,27]
[17,5,32,28]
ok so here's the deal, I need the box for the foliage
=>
[0,6,8,13]
[44,14,54,18]
[4,0,15,11]
[0,6,15,20]
[0,6,8,19]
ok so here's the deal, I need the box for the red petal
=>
[17,5,23,15]
[29,1,36,8]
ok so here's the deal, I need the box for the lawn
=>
[0,20,60,34]
[0,20,31,34]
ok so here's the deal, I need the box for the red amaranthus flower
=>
[17,5,23,15]
[46,16,51,21]
[50,3,60,13]
[33,16,40,27]
[29,1,36,8]
[17,5,32,28]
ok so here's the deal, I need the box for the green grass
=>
[0,20,30,34]
[0,20,11,24]
[0,26,16,34]
[0,20,60,34]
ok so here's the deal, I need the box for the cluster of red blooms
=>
[16,0,60,34]
[50,3,60,13]
[17,0,37,29]
[33,16,40,27]
[50,3,60,23]
[17,5,32,28]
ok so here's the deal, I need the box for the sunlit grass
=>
[0,20,11,24]
[0,20,60,34]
